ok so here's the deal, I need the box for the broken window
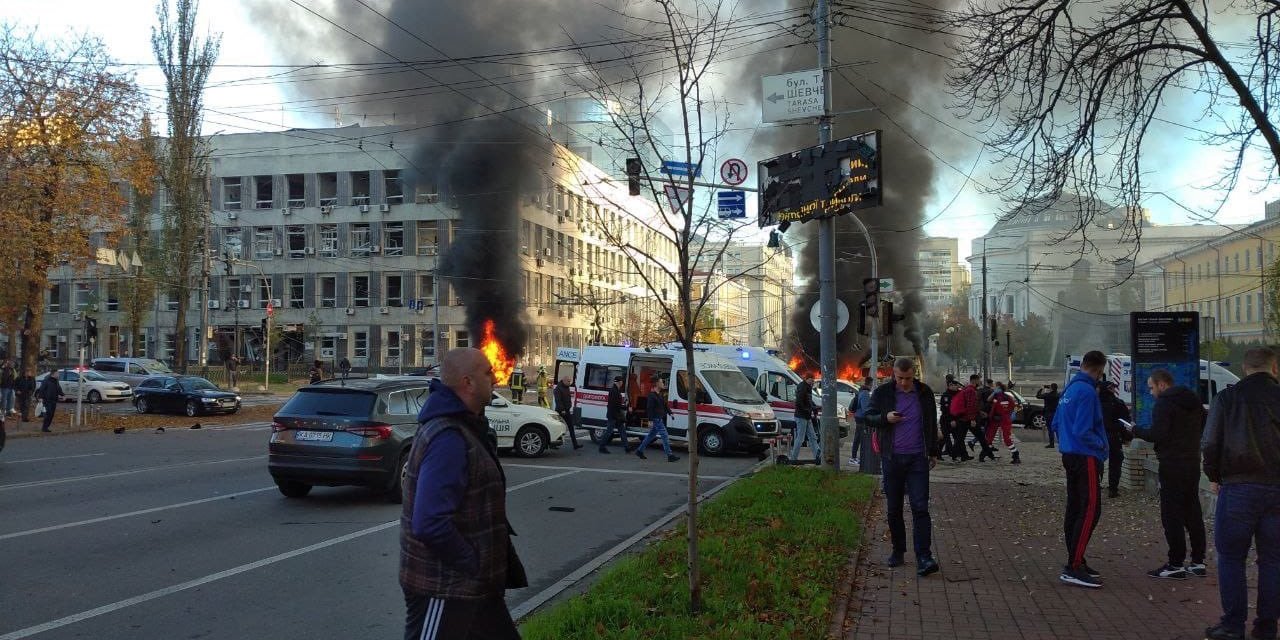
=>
[287,225,307,259]
[383,222,404,256]
[289,277,304,309]
[351,171,371,206]
[385,274,403,307]
[222,178,242,210]
[286,174,304,208]
[350,223,371,257]
[352,275,370,307]
[254,175,273,209]
[318,172,337,206]
[318,224,338,257]
[384,170,403,204]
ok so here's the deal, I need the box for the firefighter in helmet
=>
[509,365,526,404]
[535,365,549,408]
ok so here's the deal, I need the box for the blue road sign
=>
[717,190,746,219]
[660,160,701,177]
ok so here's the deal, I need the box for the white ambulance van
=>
[555,346,778,457]
[1064,353,1239,407]
[663,343,852,435]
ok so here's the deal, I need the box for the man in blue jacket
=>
[401,348,526,640]
[1053,350,1109,589]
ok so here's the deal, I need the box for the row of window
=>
[1178,293,1268,326]
[222,221,444,260]
[1176,243,1277,285]
[219,170,405,211]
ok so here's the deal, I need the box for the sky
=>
[7,0,1279,268]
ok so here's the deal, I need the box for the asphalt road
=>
[0,423,760,639]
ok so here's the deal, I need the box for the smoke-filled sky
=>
[14,0,1279,266]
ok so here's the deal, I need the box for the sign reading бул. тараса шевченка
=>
[1130,311,1200,429]
[756,130,882,228]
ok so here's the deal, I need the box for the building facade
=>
[917,237,967,311]
[1139,201,1280,343]
[966,194,1231,358]
[719,243,794,348]
[39,124,678,371]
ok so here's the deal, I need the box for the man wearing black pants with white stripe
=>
[1055,350,1109,588]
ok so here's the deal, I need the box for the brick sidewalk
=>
[831,439,1226,640]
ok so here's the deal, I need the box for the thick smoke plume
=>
[421,121,539,356]
[736,1,963,375]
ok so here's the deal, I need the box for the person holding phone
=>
[864,357,941,577]
[1099,381,1133,498]
[1133,368,1207,581]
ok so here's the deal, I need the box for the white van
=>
[555,346,778,457]
[1064,353,1239,406]
[663,343,852,435]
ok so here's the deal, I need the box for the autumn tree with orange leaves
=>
[0,26,154,376]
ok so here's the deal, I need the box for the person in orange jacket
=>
[985,381,1021,464]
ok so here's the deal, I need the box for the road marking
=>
[0,468,570,639]
[0,486,277,542]
[509,468,750,621]
[504,462,731,481]
[0,456,263,492]
[1,453,106,465]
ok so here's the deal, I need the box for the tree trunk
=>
[21,280,44,377]
[683,282,702,615]
[174,286,188,372]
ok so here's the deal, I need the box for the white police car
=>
[485,392,567,457]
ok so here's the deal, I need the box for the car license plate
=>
[295,431,333,442]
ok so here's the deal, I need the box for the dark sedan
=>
[133,376,241,417]
[1007,390,1046,429]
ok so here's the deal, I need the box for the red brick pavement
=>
[832,473,1225,640]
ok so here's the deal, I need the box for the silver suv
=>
[90,358,174,387]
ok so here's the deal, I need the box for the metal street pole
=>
[432,272,440,366]
[816,0,841,471]
[981,238,989,382]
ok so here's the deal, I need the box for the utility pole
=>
[1006,329,1013,385]
[815,0,842,471]
[431,272,441,366]
[199,175,212,377]
[980,238,989,382]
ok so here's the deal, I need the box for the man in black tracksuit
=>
[1134,368,1208,581]
[599,375,631,453]
[1099,381,1133,498]
[1037,383,1060,447]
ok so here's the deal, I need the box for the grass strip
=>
[519,466,874,639]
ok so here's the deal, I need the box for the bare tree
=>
[152,0,219,371]
[567,0,779,613]
[948,0,1280,260]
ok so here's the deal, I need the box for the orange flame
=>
[479,319,515,385]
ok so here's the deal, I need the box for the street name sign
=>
[761,69,825,123]
[660,160,701,177]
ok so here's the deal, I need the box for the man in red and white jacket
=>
[951,374,996,461]
[985,382,1021,464]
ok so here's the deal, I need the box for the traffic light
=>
[862,277,880,317]
[881,301,905,336]
[625,157,642,196]
[85,316,98,343]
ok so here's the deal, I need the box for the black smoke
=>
[734,2,964,366]
[419,120,538,355]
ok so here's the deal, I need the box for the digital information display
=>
[1130,312,1199,429]
[757,130,881,227]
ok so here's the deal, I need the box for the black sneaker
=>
[1108,488,1120,498]
[1204,624,1245,640]
[886,552,904,567]
[1079,562,1102,579]
[667,454,680,462]
[635,450,647,460]
[598,447,610,454]
[1148,563,1189,580]
[1059,568,1102,588]
[1185,562,1207,577]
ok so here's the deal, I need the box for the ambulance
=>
[1063,353,1239,407]
[662,343,852,436]
[554,346,778,457]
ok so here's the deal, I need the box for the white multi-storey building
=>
[40,124,678,371]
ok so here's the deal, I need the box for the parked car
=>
[35,369,133,403]
[1006,389,1046,429]
[90,357,175,388]
[484,391,567,457]
[133,376,240,416]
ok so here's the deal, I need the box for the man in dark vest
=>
[401,347,526,639]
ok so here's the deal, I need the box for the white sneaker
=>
[1184,562,1207,577]
[848,457,860,466]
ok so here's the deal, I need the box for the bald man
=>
[400,348,526,640]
